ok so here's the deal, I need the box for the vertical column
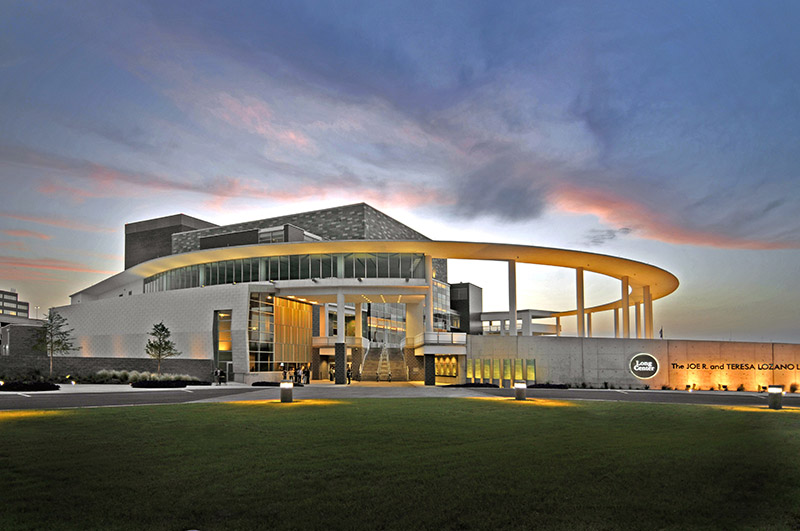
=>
[644,285,653,339]
[635,302,641,339]
[613,308,619,338]
[424,255,434,333]
[355,302,363,339]
[424,354,435,386]
[198,265,205,286]
[258,259,266,282]
[499,319,505,336]
[522,312,531,336]
[556,316,561,337]
[405,302,424,344]
[336,291,345,343]
[576,268,585,337]
[508,259,517,337]
[335,291,346,385]
[621,276,630,338]
[587,313,593,338]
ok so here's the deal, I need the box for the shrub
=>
[737,384,745,392]
[661,385,672,390]
[0,381,60,392]
[131,380,187,388]
[791,383,798,393]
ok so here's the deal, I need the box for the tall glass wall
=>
[248,294,313,372]
[214,310,232,370]
[366,303,406,344]
[144,253,426,293]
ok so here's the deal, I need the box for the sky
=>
[1,0,798,342]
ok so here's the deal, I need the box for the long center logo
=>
[630,353,659,379]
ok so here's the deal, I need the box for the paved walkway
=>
[2,380,799,410]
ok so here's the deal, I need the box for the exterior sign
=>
[629,353,659,379]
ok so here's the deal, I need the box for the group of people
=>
[282,364,311,384]
[328,365,354,384]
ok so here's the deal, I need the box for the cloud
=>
[583,228,633,247]
[0,241,28,251]
[0,256,115,275]
[0,266,63,282]
[0,213,114,234]
[549,183,800,250]
[2,229,51,240]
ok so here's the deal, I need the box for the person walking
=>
[346,365,352,385]
[214,367,221,386]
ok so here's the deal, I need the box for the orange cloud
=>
[0,241,28,251]
[213,92,314,150]
[0,213,115,233]
[0,266,63,282]
[2,229,51,240]
[0,256,115,274]
[549,183,798,250]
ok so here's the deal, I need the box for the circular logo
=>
[630,353,659,379]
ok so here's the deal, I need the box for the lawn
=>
[2,398,800,530]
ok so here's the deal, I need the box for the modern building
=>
[0,289,30,323]
[5,202,799,391]
[0,289,42,360]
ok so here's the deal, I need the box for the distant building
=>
[0,289,30,322]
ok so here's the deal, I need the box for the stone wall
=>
[404,348,425,381]
[0,355,213,380]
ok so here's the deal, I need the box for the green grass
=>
[2,398,800,530]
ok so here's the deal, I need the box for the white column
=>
[576,268,585,337]
[587,313,593,338]
[337,254,344,278]
[336,291,345,343]
[318,304,328,336]
[621,276,630,338]
[508,259,517,337]
[499,319,505,336]
[405,302,424,343]
[355,302,363,339]
[424,255,434,333]
[556,316,561,337]
[613,307,619,338]
[635,302,641,339]
[522,311,531,336]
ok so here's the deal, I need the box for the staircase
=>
[361,344,407,381]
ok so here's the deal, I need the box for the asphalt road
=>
[2,383,798,410]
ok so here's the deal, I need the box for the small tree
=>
[34,309,81,378]
[145,322,181,375]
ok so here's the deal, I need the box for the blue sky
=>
[1,0,798,341]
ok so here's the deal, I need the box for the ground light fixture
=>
[514,381,526,401]
[280,381,293,403]
[768,386,783,410]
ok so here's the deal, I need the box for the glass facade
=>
[366,303,406,344]
[144,253,426,293]
[214,310,232,369]
[248,294,313,372]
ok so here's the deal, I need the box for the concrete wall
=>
[467,336,800,391]
[56,283,250,371]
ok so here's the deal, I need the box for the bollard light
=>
[514,381,526,401]
[768,386,783,410]
[280,381,293,403]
